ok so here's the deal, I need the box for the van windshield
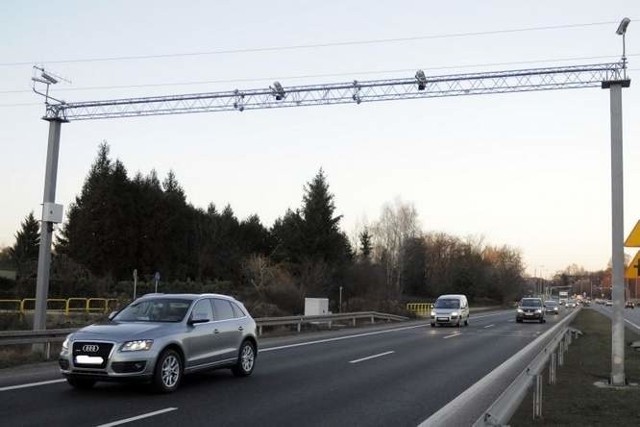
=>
[434,298,460,309]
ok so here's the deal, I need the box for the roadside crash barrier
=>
[420,308,582,427]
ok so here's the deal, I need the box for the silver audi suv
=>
[59,293,258,393]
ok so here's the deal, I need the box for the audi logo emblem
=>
[82,345,100,353]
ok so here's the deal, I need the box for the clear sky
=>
[1,0,639,278]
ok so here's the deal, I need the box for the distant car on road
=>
[625,301,635,309]
[605,300,613,307]
[59,293,258,393]
[544,300,559,315]
[516,297,545,323]
[430,294,470,327]
[566,300,577,309]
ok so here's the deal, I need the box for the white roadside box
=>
[304,298,329,316]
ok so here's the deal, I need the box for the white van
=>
[430,294,470,327]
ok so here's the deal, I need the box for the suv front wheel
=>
[152,349,182,393]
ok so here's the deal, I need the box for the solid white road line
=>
[349,351,395,364]
[625,318,640,331]
[483,324,495,329]
[96,408,178,427]
[0,379,65,392]
[443,333,461,340]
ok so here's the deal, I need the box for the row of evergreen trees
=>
[1,143,526,315]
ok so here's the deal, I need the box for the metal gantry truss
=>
[43,62,627,121]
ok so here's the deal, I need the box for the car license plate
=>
[437,317,448,321]
[525,313,532,316]
[75,355,104,365]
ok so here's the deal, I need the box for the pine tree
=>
[300,169,350,263]
[359,229,373,261]
[10,211,40,280]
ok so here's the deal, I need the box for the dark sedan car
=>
[544,300,560,315]
[516,297,545,323]
[59,293,258,393]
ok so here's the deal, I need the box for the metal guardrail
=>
[255,311,409,335]
[0,311,409,358]
[420,308,582,427]
[0,298,118,315]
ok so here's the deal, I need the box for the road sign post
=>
[154,271,160,293]
[133,269,138,300]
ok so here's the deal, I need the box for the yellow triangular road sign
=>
[626,251,640,279]
[625,220,640,247]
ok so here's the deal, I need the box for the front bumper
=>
[430,314,460,325]
[59,340,159,382]
[516,311,543,321]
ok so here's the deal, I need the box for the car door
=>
[211,298,244,363]
[183,298,217,368]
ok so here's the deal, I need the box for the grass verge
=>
[510,309,640,426]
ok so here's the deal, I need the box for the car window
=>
[434,298,460,309]
[231,301,246,318]
[191,299,214,322]
[114,298,191,322]
[212,298,236,321]
[521,299,542,307]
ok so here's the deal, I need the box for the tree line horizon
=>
[0,142,568,316]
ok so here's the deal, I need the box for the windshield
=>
[545,301,558,307]
[114,298,192,322]
[520,299,542,308]
[434,298,460,309]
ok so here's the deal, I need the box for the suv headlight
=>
[430,310,435,317]
[535,309,542,314]
[62,336,70,351]
[451,311,459,317]
[120,340,154,352]
[517,308,523,313]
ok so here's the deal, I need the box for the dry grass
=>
[510,309,640,426]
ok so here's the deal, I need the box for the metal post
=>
[558,342,564,367]
[339,286,343,313]
[133,269,138,300]
[533,374,543,419]
[549,352,557,385]
[33,118,63,338]
[607,81,627,386]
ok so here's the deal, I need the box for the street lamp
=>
[617,17,630,78]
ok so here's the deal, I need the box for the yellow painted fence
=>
[406,302,433,318]
[0,298,118,315]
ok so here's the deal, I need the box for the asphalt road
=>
[0,309,572,427]
[590,302,640,333]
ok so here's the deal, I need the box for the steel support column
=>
[33,118,63,339]
[605,80,629,386]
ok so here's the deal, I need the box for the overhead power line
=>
[1,53,636,97]
[0,20,628,67]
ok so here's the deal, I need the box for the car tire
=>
[464,315,469,327]
[232,340,256,377]
[430,323,436,327]
[152,348,182,393]
[516,318,522,323]
[66,377,96,390]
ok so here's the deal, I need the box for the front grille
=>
[112,361,147,373]
[72,341,113,369]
